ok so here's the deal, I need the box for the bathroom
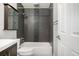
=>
[0,3,53,56]
[1,3,79,56]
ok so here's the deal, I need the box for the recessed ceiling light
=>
[34,4,39,7]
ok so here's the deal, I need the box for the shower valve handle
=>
[56,35,61,40]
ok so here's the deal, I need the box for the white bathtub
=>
[20,42,52,56]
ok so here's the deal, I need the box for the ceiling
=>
[22,3,50,8]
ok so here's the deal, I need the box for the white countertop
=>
[0,39,17,52]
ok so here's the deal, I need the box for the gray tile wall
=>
[24,9,35,42]
[34,9,39,42]
[39,9,50,42]
[24,8,50,42]
[49,3,53,55]
[17,3,24,39]
[49,4,53,43]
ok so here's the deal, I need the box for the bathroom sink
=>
[0,39,17,52]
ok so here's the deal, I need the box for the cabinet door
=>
[9,43,17,56]
[0,49,9,56]
[0,43,17,56]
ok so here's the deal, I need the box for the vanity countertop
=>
[0,39,17,52]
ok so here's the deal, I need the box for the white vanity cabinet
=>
[0,40,17,56]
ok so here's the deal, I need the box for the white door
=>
[57,3,79,56]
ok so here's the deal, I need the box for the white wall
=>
[0,3,17,39]
[0,3,4,31]
[53,3,58,56]
[22,3,50,8]
[9,3,17,9]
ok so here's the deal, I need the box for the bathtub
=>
[20,42,52,56]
